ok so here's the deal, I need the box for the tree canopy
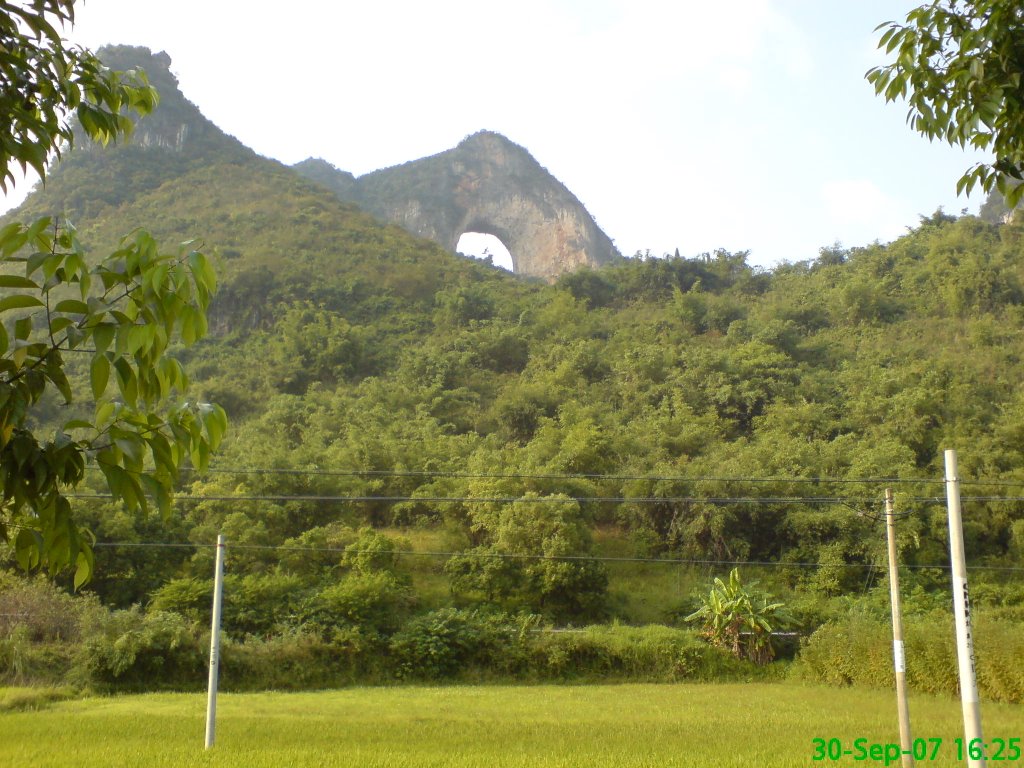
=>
[0,0,157,189]
[867,0,1024,206]
[0,1,223,584]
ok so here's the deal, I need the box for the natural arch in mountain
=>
[299,131,619,281]
[457,232,515,272]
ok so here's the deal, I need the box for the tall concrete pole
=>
[205,534,225,749]
[885,488,914,768]
[944,450,985,768]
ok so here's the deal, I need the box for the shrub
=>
[73,608,205,690]
[0,625,30,682]
[685,568,789,664]
[342,528,407,575]
[388,608,512,680]
[0,574,91,642]
[0,626,74,685]
[149,577,212,623]
[278,524,356,578]
[794,612,1024,703]
[224,572,308,637]
[221,628,383,690]
[526,624,773,682]
[0,576,94,685]
[300,571,415,637]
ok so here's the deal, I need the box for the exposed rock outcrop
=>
[90,46,250,160]
[78,47,618,280]
[296,132,619,280]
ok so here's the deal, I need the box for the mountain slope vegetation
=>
[3,46,1024,691]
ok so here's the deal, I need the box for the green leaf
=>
[190,439,211,472]
[180,308,197,344]
[46,353,73,404]
[114,435,144,466]
[146,431,174,475]
[95,401,116,427]
[201,404,226,448]
[62,419,94,430]
[54,298,89,314]
[113,358,138,404]
[0,294,44,312]
[1007,182,1024,209]
[0,225,28,257]
[92,323,115,355]
[90,354,110,401]
[139,474,172,520]
[49,317,74,335]
[73,548,94,590]
[15,529,41,571]
[188,250,217,293]
[0,275,39,289]
[147,262,169,293]
[127,323,155,355]
[64,324,84,350]
[26,251,58,280]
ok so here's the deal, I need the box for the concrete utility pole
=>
[944,450,985,768]
[205,534,226,749]
[885,488,914,768]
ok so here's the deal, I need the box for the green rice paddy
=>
[3,683,1021,767]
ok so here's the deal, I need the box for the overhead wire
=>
[64,492,930,508]
[84,464,949,485]
[77,464,1024,494]
[85,540,1024,573]
[64,491,1024,506]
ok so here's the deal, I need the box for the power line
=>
[86,540,1024,573]
[173,468,1024,489]
[190,467,946,485]
[84,464,947,485]
[68,492,885,505]
[65,490,1024,506]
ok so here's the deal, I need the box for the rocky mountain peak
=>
[93,45,246,158]
[297,131,619,280]
[42,45,616,280]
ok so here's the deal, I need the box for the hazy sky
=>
[2,0,992,269]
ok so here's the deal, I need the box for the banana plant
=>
[685,568,788,665]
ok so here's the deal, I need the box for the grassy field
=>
[3,683,1022,767]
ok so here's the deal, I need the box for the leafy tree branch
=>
[0,1,223,585]
[868,1,1024,206]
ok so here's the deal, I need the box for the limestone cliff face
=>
[297,132,619,280]
[90,46,251,161]
[82,48,618,280]
[18,46,254,224]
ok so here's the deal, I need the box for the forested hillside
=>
[3,45,1024,693]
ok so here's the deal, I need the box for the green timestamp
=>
[954,738,1022,762]
[811,737,1022,764]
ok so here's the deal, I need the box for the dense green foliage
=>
[869,1,1024,206]
[0,219,225,582]
[0,574,768,690]
[685,567,788,664]
[0,18,222,580]
[4,43,1024,691]
[0,2,157,188]
[797,610,1024,703]
[3,192,1022,689]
